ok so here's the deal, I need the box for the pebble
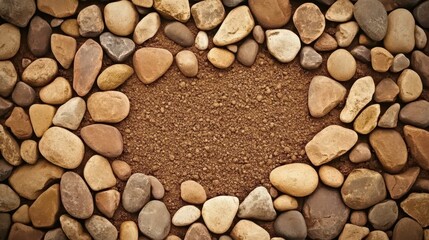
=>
[176,50,198,77]
[133,12,161,45]
[133,0,153,7]
[393,217,423,240]
[29,184,60,227]
[390,53,410,73]
[44,228,67,240]
[148,175,165,199]
[8,223,44,240]
[273,195,298,211]
[299,46,322,70]
[60,214,92,240]
[51,33,77,69]
[0,159,13,181]
[399,100,429,128]
[274,211,306,240]
[350,211,367,226]
[202,196,239,234]
[22,58,58,87]
[351,45,371,63]
[191,0,225,30]
[404,125,429,170]
[411,50,429,87]
[370,129,407,173]
[401,193,429,227]
[97,64,134,91]
[293,3,325,44]
[338,223,369,240]
[237,39,259,67]
[52,97,86,130]
[397,69,423,103]
[341,168,386,209]
[5,107,33,139]
[414,1,429,28]
[37,0,78,18]
[73,39,103,96]
[207,48,235,69]
[231,220,270,240]
[83,155,117,191]
[319,165,344,188]
[0,23,20,60]
[153,0,190,22]
[172,205,201,227]
[368,200,398,230]
[39,77,72,105]
[340,76,375,123]
[112,160,132,181]
[371,47,394,72]
[87,91,130,123]
[104,1,138,36]
[27,16,51,57]
[61,19,79,37]
[384,9,415,54]
[0,97,13,117]
[133,47,173,84]
[181,180,207,204]
[335,21,359,47]
[359,34,377,47]
[0,0,35,27]
[0,125,21,166]
[353,0,388,41]
[12,204,30,225]
[85,215,118,240]
[8,160,63,200]
[308,76,346,118]
[138,200,171,240]
[28,104,55,137]
[95,190,120,218]
[222,0,244,7]
[252,25,264,44]
[238,186,276,221]
[122,173,151,213]
[379,103,400,128]
[374,78,399,103]
[327,49,356,81]
[0,61,17,97]
[195,31,209,50]
[249,0,291,29]
[20,142,38,166]
[305,125,358,166]
[270,163,318,197]
[61,171,94,219]
[81,124,123,158]
[266,29,301,63]
[0,184,20,212]
[349,142,371,163]
[120,221,139,240]
[314,33,338,51]
[77,5,104,37]
[0,213,11,240]
[184,223,211,240]
[213,6,254,46]
[354,104,380,135]
[100,32,135,63]
[325,0,353,22]
[384,166,420,199]
[415,25,427,49]
[303,185,350,240]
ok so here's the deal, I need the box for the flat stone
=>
[172,205,201,227]
[138,200,171,240]
[22,58,58,87]
[308,76,346,118]
[274,211,307,240]
[349,142,371,163]
[213,6,254,46]
[340,76,375,123]
[384,9,415,54]
[326,0,353,22]
[52,97,85,130]
[0,61,17,97]
[0,184,20,212]
[120,221,139,240]
[266,29,301,63]
[368,200,398,230]
[83,155,116,191]
[202,196,239,234]
[104,1,138,36]
[0,159,13,181]
[97,64,133,90]
[95,190,120,218]
[112,160,132,181]
[8,223,44,240]
[415,25,427,49]
[0,23,20,60]
[39,77,72,105]
[184,223,211,240]
[399,100,429,128]
[81,124,123,158]
[0,97,13,117]
[87,91,130,123]
[181,180,207,204]
[195,31,209,50]
[378,103,400,128]
[122,173,151,213]
[390,53,410,73]
[293,3,325,44]
[133,12,161,45]
[249,0,291,29]
[0,0,35,27]
[335,21,359,47]
[401,193,429,227]
[371,47,394,73]
[60,215,92,240]
[351,45,371,63]
[61,19,79,37]
[44,228,67,240]
[350,211,367,226]
[353,104,380,135]
[270,163,318,197]
[51,33,77,69]
[37,0,78,18]
[28,16,52,57]
[133,47,173,84]
[77,5,104,37]
[207,48,235,69]
[354,0,388,41]
[60,172,94,219]
[0,125,21,166]
[397,69,423,103]
[238,186,276,221]
[237,39,259,67]
[374,78,399,102]
[191,0,225,30]
[29,184,60,228]
[327,49,356,81]
[85,215,118,240]
[384,167,420,200]
[299,46,322,70]
[153,0,190,22]
[404,125,429,170]
[100,32,135,63]
[338,224,369,240]
[393,217,423,240]
[314,33,338,51]
[273,195,298,211]
[319,165,344,188]
[369,129,407,173]
[5,107,33,139]
[29,104,56,137]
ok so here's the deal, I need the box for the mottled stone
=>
[368,200,398,230]
[340,76,375,123]
[191,0,225,30]
[153,0,190,22]
[60,172,94,219]
[60,215,92,240]
[202,196,239,234]
[87,91,130,123]
[5,107,33,139]
[95,190,120,218]
[0,61,17,97]
[122,173,151,213]
[266,29,301,63]
[138,200,171,240]
[0,125,21,166]
[238,186,276,221]
[213,6,254,46]
[37,0,78,18]
[0,0,35,27]
[100,32,135,63]
[384,9,415,54]
[77,5,104,37]
[39,77,72,105]
[83,155,116,191]
[293,3,325,44]
[299,46,322,70]
[401,193,429,227]
[354,0,388,41]
[133,12,160,45]
[28,16,52,57]
[85,215,118,240]
[378,103,400,128]
[22,58,58,87]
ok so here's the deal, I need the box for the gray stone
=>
[399,100,429,128]
[100,32,135,63]
[77,5,104,37]
[122,173,151,213]
[0,0,36,27]
[85,215,118,240]
[11,82,36,107]
[274,211,307,240]
[60,172,94,219]
[0,159,12,181]
[238,186,276,221]
[164,22,194,47]
[378,103,400,128]
[390,53,410,73]
[411,50,429,87]
[299,46,322,70]
[351,45,371,63]
[237,39,259,67]
[138,200,171,240]
[353,0,388,41]
[414,1,429,28]
[368,200,398,230]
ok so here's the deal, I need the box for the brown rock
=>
[252,25,264,44]
[374,78,399,102]
[29,104,56,138]
[133,47,173,84]
[314,33,338,51]
[20,139,38,164]
[87,91,130,123]
[5,107,32,139]
[411,50,429,87]
[404,125,429,170]
[207,48,235,69]
[384,167,420,199]
[77,5,104,37]
[351,45,371,63]
[60,172,94,219]
[393,217,423,240]
[22,58,58,87]
[184,223,211,240]
[181,180,207,204]
[95,189,120,218]
[237,39,259,67]
[148,175,165,199]
[39,77,72,105]
[60,214,92,240]
[175,50,198,77]
[338,223,369,240]
[0,125,21,166]
[0,97,13,117]
[249,0,291,29]
[51,33,77,69]
[293,3,325,44]
[369,129,407,173]
[349,142,371,163]
[378,103,400,128]
[350,211,367,226]
[8,223,44,240]
[37,0,78,18]
[29,184,60,228]
[83,155,116,191]
[11,82,36,107]
[27,16,52,57]
[401,193,429,227]
[61,19,79,37]
[0,60,17,98]
[191,0,225,30]
[164,22,195,47]
[371,47,394,73]
[399,100,429,128]
[81,124,123,158]
[12,204,30,224]
[112,160,132,181]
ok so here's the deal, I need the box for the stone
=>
[29,104,55,137]
[81,124,123,158]
[122,173,151,213]
[29,184,60,228]
[8,160,63,200]
[399,100,429,128]
[22,58,58,87]
[319,165,344,188]
[133,47,173,84]
[87,91,130,123]
[61,19,79,37]
[384,9,415,54]
[176,50,198,77]
[414,1,429,28]
[39,77,72,105]
[153,0,190,22]
[325,0,353,22]
[415,25,427,49]
[353,104,380,135]
[104,1,138,36]
[0,125,21,166]
[397,69,423,103]
[195,31,209,50]
[368,200,398,230]
[305,125,358,166]
[213,6,254,46]
[371,47,394,72]
[138,200,171,240]
[274,211,307,240]
[0,97,13,117]
[191,0,225,30]
[148,176,164,199]
[37,0,78,18]
[51,33,77,69]
[52,97,86,130]
[95,190,120,218]
[28,16,52,57]
[60,215,92,240]
[378,103,400,128]
[354,0,387,41]
[237,39,259,67]
[273,195,298,211]
[97,64,134,90]
[0,23,20,60]
[172,205,201,227]
[202,196,239,234]
[404,125,429,170]
[299,46,322,70]
[350,211,367,226]
[270,163,318,197]
[327,49,356,81]
[133,0,153,7]
[375,78,399,103]
[100,32,135,63]
[238,186,276,221]
[0,213,11,239]
[0,159,13,181]
[112,160,132,181]
[308,76,346,118]
[303,185,350,240]
[5,107,33,139]
[181,180,207,204]
[231,220,270,240]
[253,25,264,44]
[184,223,211,240]
[44,228,67,240]
[120,221,139,240]
[12,205,30,224]
[293,3,325,44]
[133,12,161,45]
[222,0,244,7]
[20,140,38,164]
[83,155,116,191]
[266,29,301,63]
[22,57,32,68]
[351,45,371,63]
[369,129,407,173]
[341,168,386,210]
[0,184,20,212]
[392,217,423,240]
[349,142,371,163]
[338,224,369,240]
[0,0,35,27]
[314,33,338,51]
[85,215,118,240]
[8,223,44,240]
[249,0,291,29]
[60,172,94,219]
[401,193,429,227]
[0,61,17,97]
[207,48,235,69]
[335,21,359,47]
[77,5,104,37]
[73,39,103,96]
[340,76,375,123]
[390,53,410,73]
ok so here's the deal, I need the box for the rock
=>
[274,211,307,240]
[39,77,72,105]
[368,200,398,230]
[351,45,371,63]
[354,0,387,41]
[0,213,11,239]
[85,215,118,240]
[273,195,298,211]
[353,104,380,135]
[303,185,350,240]
[164,21,195,46]
[307,76,346,118]
[335,21,359,47]
[122,173,151,213]
[176,50,198,77]
[0,61,17,97]
[22,58,57,87]
[404,125,429,170]
[104,1,138,36]
[28,16,52,57]
[374,78,399,102]
[61,19,79,37]
[222,0,244,7]
[237,39,259,67]
[51,33,77,69]
[0,97,13,117]
[172,205,201,227]
[18,142,37,164]
[266,29,301,63]
[270,163,318,197]
[13,204,30,223]
[112,160,132,181]
[390,53,410,73]
[60,172,94,219]
[195,31,209,50]
[325,0,353,22]
[133,47,173,84]
[299,46,322,70]
[181,180,207,204]
[340,76,375,123]
[133,12,160,45]
[0,0,35,27]
[319,165,344,188]
[132,0,153,7]
[237,186,276,221]
[29,184,60,227]
[52,97,85,130]
[338,224,369,240]
[414,1,429,28]
[293,3,325,44]
[0,23,20,60]
[207,48,235,69]
[371,47,394,73]
[202,196,239,234]
[191,0,225,30]
[73,39,103,96]
[327,49,356,81]
[100,32,135,63]
[213,6,254,46]
[83,155,116,191]
[184,223,211,240]
[81,124,123,158]
[314,33,338,51]
[384,9,415,54]
[60,215,92,240]
[350,211,367,226]
[249,0,291,29]
[0,125,21,166]
[8,223,44,240]
[392,217,423,240]
[397,69,422,103]
[87,91,130,123]
[378,103,400,128]
[120,221,139,240]
[401,193,429,227]
[148,176,164,199]
[305,125,358,166]
[0,184,20,212]
[77,5,104,37]
[5,107,33,139]
[138,200,171,240]
[153,0,190,22]
[95,190,120,218]
[399,100,429,128]
[349,142,371,163]
[44,228,67,240]
[369,129,407,173]
[253,25,264,44]
[0,159,13,181]
[97,64,133,91]
[230,220,269,240]
[8,160,63,200]
[28,104,55,137]
[37,0,77,18]
[415,25,427,49]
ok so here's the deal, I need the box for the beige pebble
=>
[371,47,394,73]
[319,165,344,188]
[20,140,38,164]
[273,195,298,211]
[397,69,423,103]
[111,160,132,181]
[120,221,138,240]
[39,77,72,105]
[181,180,207,204]
[29,104,56,137]
[207,48,235,69]
[327,49,356,81]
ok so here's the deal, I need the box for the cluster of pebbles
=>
[0,0,429,239]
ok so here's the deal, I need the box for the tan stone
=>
[39,77,72,105]
[51,33,77,69]
[87,91,130,123]
[153,0,190,22]
[29,184,60,227]
[273,195,298,211]
[208,48,235,69]
[112,160,132,181]
[327,49,356,81]
[384,167,420,199]
[29,104,56,137]
[403,125,429,170]
[97,64,134,90]
[95,190,120,218]
[397,69,423,103]
[120,221,139,240]
[5,107,32,139]
[22,58,58,87]
[181,180,207,204]
[213,6,254,46]
[0,125,21,166]
[371,47,394,72]
[340,76,375,123]
[308,76,347,118]
[401,193,429,227]
[319,165,344,188]
[104,1,138,36]
[369,129,407,173]
[60,19,79,37]
[293,3,325,44]
[12,204,30,224]
[353,104,380,135]
[20,140,38,164]
[37,0,78,18]
[83,155,117,191]
[270,163,318,197]
[133,47,173,84]
[60,215,92,240]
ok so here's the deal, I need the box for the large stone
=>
[81,124,123,158]
[133,12,161,45]
[411,50,429,87]
[293,3,325,44]
[399,100,429,128]
[266,29,301,63]
[249,0,291,29]
[368,200,398,230]
[213,6,254,46]
[27,16,51,57]
[384,9,415,54]
[85,215,118,240]
[122,173,151,213]
[202,196,239,234]
[37,0,78,18]
[393,217,423,240]
[308,76,346,118]
[327,49,356,81]
[237,186,276,221]
[404,125,429,170]
[100,32,135,63]
[274,211,307,240]
[0,0,35,27]
[0,125,21,166]
[77,5,104,37]
[153,0,190,22]
[401,193,429,227]
[87,91,130,123]
[22,58,58,87]
[0,23,20,60]
[270,163,318,197]
[60,215,92,240]
[39,77,72,105]
[191,0,225,30]
[353,0,388,41]
[104,1,138,36]
[340,76,375,123]
[29,184,60,227]
[0,184,20,212]
[60,172,94,219]
[133,47,173,84]
[5,107,32,139]
[207,48,235,69]
[95,190,120,218]
[51,33,77,69]
[138,200,171,240]
[7,223,44,240]
[0,61,17,97]
[83,155,116,191]
[231,220,270,240]
[384,167,420,199]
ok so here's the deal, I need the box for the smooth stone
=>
[60,172,94,219]
[8,223,44,240]
[399,100,429,128]
[202,196,239,234]
[153,0,190,22]
[37,0,78,18]
[338,224,369,240]
[39,77,72,105]
[349,142,371,163]
[50,34,76,70]
[22,58,57,87]
[95,190,120,218]
[237,39,259,67]
[390,53,410,73]
[176,50,198,77]
[249,0,291,29]
[138,200,171,240]
[293,3,325,44]
[401,193,429,227]
[52,97,86,130]
[100,32,135,63]
[378,103,400,128]
[231,220,270,240]
[253,25,265,44]
[0,159,13,181]
[397,69,422,103]
[85,215,118,240]
[0,0,35,27]
[222,0,244,7]
[351,45,371,63]
[148,176,164,199]
[29,184,60,227]
[133,12,161,45]
[335,21,359,47]
[319,165,344,188]
[181,180,207,204]
[191,0,225,30]
[207,48,235,69]
[374,78,399,102]
[325,0,353,22]
[0,61,17,97]
[132,0,153,7]
[404,125,429,170]
[122,173,151,213]
[371,47,394,72]
[340,76,375,123]
[184,223,211,240]
[327,49,356,81]
[305,125,358,166]
[270,163,318,197]
[20,141,38,165]
[195,31,209,50]
[83,155,116,191]
[415,25,427,49]
[81,124,123,158]
[384,9,415,54]
[341,168,387,210]
[392,217,423,240]
[61,19,79,37]
[353,104,380,135]
[73,39,103,96]
[213,6,255,46]
[273,195,298,211]
[314,33,338,51]
[87,91,129,123]
[97,64,134,91]
[28,16,52,57]
[0,125,21,166]
[299,46,322,70]
[60,215,92,240]
[274,211,307,240]
[104,1,138,36]
[0,97,13,117]
[133,47,173,84]
[13,204,30,224]
[308,76,346,118]
[0,23,20,60]
[414,1,429,28]
[266,29,301,63]
[5,107,33,139]
[350,211,367,226]
[369,129,407,173]
[172,205,201,227]
[120,221,139,240]
[77,5,104,37]
[353,0,387,41]
[0,184,20,212]
[368,200,398,230]
[238,186,276,221]
[0,213,11,239]
[44,228,67,240]
[29,104,55,137]
[112,160,132,181]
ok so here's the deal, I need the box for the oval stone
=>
[266,29,301,63]
[270,163,318,197]
[122,173,151,213]
[60,172,94,219]
[353,0,388,41]
[85,215,118,240]
[81,124,123,158]
[83,155,116,191]
[293,3,325,44]
[133,47,173,84]
[87,91,130,123]
[22,58,58,87]
[384,9,415,54]
[138,200,171,240]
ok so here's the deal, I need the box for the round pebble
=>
[319,165,344,188]
[270,163,318,197]
[111,160,132,181]
[181,180,207,204]
[327,49,356,81]
[104,1,138,36]
[175,50,198,77]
